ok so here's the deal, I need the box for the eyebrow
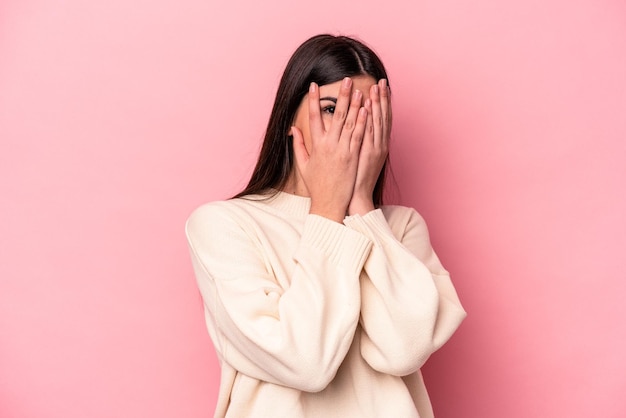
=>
[319,96,337,103]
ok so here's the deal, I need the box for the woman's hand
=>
[348,79,391,216]
[292,78,369,223]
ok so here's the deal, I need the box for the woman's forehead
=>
[318,75,378,96]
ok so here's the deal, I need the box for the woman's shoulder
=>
[380,204,426,225]
[377,204,432,241]
[186,198,250,232]
[187,198,236,221]
[185,194,278,235]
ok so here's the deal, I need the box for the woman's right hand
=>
[291,78,368,223]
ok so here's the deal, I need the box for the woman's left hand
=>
[348,79,391,216]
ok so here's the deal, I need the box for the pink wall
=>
[1,0,625,417]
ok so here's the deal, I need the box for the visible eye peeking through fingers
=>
[320,97,338,117]
[322,105,335,115]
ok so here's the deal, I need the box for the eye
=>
[322,105,335,115]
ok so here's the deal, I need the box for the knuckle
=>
[338,153,350,165]
[343,118,355,131]
[334,109,347,121]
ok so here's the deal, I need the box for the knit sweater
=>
[185,191,466,418]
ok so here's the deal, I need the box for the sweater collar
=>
[265,190,311,219]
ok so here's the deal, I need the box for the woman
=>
[186,34,466,418]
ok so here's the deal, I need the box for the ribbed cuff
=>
[343,209,396,247]
[301,214,372,275]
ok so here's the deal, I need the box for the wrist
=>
[348,195,375,216]
[310,203,347,223]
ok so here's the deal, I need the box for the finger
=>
[339,89,363,148]
[308,82,324,139]
[291,126,309,170]
[379,79,391,143]
[328,77,353,139]
[350,106,368,153]
[370,83,383,147]
[363,98,374,149]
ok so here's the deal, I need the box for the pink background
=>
[1,0,625,417]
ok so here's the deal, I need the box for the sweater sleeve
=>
[186,203,372,392]
[343,207,466,376]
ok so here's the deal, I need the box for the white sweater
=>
[186,191,466,418]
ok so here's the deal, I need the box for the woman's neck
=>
[281,169,310,197]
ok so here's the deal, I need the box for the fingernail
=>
[372,85,379,95]
[359,107,367,117]
[353,90,362,101]
[381,79,387,88]
[343,77,351,88]
[365,98,372,108]
[309,82,316,93]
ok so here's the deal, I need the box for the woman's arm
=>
[343,206,466,376]
[186,202,372,392]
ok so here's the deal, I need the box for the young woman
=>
[186,34,466,418]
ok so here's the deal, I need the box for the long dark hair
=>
[234,34,390,205]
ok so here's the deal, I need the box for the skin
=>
[286,76,392,223]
